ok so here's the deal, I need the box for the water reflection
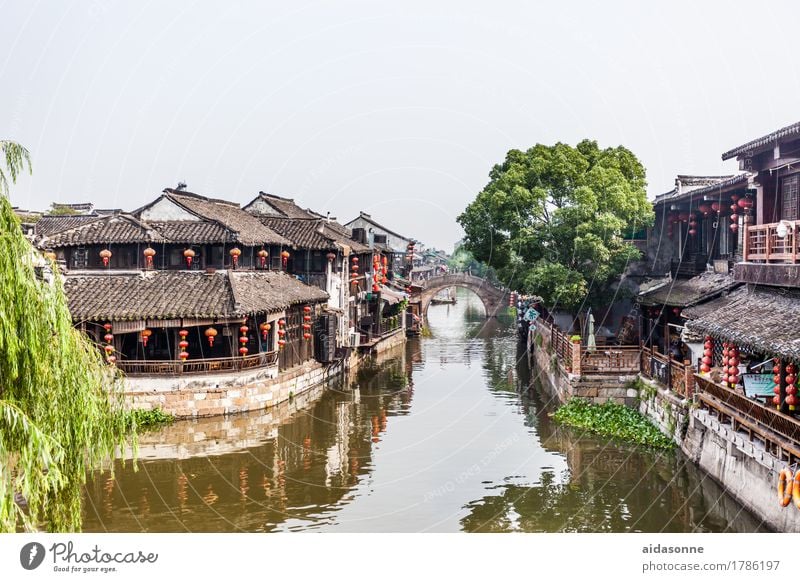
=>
[83,288,765,532]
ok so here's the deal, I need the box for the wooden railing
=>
[744,220,800,263]
[116,351,279,376]
[695,375,800,462]
[580,346,641,375]
[639,346,692,397]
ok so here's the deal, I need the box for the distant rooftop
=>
[722,120,800,161]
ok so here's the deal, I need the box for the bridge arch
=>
[413,273,510,317]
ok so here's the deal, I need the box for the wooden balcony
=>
[736,220,800,286]
[695,375,800,463]
[116,351,278,376]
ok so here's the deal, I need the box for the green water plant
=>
[553,398,674,450]
[0,144,132,532]
[125,408,174,431]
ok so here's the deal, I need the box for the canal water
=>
[83,289,767,532]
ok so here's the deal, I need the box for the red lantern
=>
[786,385,797,396]
[183,248,195,268]
[700,364,710,373]
[773,395,781,406]
[107,355,116,364]
[702,356,711,365]
[787,394,798,410]
[698,203,711,215]
[372,283,380,292]
[179,329,189,339]
[711,202,721,213]
[240,325,249,335]
[303,305,312,313]
[143,247,156,268]
[104,323,113,332]
[278,339,286,349]
[179,351,189,361]
[302,323,311,330]
[303,315,311,322]
[239,346,249,356]
[104,333,114,343]
[259,322,271,340]
[278,319,285,327]
[352,256,359,264]
[179,340,189,349]
[774,374,782,384]
[205,327,218,347]
[99,248,112,267]
[239,335,248,345]
[229,247,241,268]
[730,213,738,222]
[278,329,286,337]
[774,365,781,374]
[738,198,754,210]
[774,385,781,395]
[688,228,697,236]
[351,264,359,273]
[787,364,797,374]
[303,332,312,340]
[103,344,113,354]
[141,329,152,347]
[281,250,290,268]
[258,249,268,268]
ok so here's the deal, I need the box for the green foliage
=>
[46,204,78,216]
[628,376,656,402]
[125,408,174,432]
[457,140,654,311]
[553,399,674,450]
[0,145,132,532]
[0,141,32,198]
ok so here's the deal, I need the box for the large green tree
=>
[457,140,653,312]
[0,141,131,531]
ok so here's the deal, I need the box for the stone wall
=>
[126,359,342,419]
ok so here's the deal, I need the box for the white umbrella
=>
[587,311,596,353]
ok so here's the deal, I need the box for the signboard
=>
[523,308,540,322]
[650,357,668,385]
[742,374,774,397]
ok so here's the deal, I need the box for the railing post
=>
[571,339,582,377]
[684,360,695,399]
[742,221,749,261]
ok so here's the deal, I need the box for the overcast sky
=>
[2,1,799,250]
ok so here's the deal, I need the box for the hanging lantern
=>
[326,252,336,263]
[278,339,286,349]
[257,249,269,268]
[711,201,721,212]
[372,283,380,292]
[143,247,156,268]
[302,323,311,330]
[787,394,798,411]
[103,344,113,354]
[141,328,152,347]
[738,197,754,210]
[239,335,248,345]
[179,329,189,338]
[303,305,312,314]
[239,346,249,356]
[303,315,311,322]
[351,263,359,273]
[99,249,112,267]
[303,332,312,340]
[179,351,189,361]
[205,327,218,347]
[103,323,113,332]
[688,228,697,236]
[179,340,189,349]
[229,247,242,268]
[240,325,249,335]
[107,355,117,364]
[104,333,114,343]
[259,322,271,340]
[382,256,388,266]
[351,256,359,264]
[183,248,196,268]
[698,203,711,215]
[278,319,285,327]
[281,250,290,268]
[277,329,286,337]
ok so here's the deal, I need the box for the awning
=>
[380,285,407,305]
[684,286,800,363]
[638,272,738,307]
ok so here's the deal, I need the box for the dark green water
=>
[82,289,766,532]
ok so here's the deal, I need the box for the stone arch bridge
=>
[412,272,510,317]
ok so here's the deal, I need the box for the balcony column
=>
[755,183,764,225]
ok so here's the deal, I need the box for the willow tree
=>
[0,141,131,532]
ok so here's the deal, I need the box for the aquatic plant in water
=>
[553,398,674,450]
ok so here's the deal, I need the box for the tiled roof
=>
[722,121,800,160]
[345,211,410,242]
[39,214,163,248]
[63,271,234,321]
[684,286,800,363]
[147,221,235,244]
[63,270,328,322]
[638,272,738,307]
[259,217,338,250]
[35,215,104,236]
[654,174,750,206]
[248,192,317,219]
[229,271,328,313]
[162,190,289,246]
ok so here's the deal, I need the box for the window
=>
[782,174,800,220]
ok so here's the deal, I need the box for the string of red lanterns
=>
[721,342,739,387]
[303,305,312,340]
[277,319,286,349]
[103,322,115,364]
[239,325,249,356]
[700,335,713,374]
[178,329,189,361]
